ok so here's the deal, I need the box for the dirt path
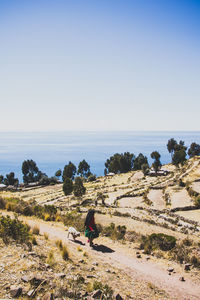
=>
[3,212,200,300]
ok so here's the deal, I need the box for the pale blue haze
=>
[0,0,200,131]
[0,131,200,182]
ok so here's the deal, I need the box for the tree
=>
[0,175,4,184]
[88,174,96,182]
[62,162,76,181]
[151,151,161,174]
[73,177,86,197]
[141,163,149,176]
[105,152,135,174]
[134,153,149,170]
[55,169,62,178]
[174,140,187,152]
[63,178,73,196]
[172,140,187,167]
[22,159,42,184]
[77,159,91,178]
[4,172,19,186]
[172,149,187,167]
[167,138,177,158]
[188,142,200,158]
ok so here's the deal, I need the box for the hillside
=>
[1,156,200,299]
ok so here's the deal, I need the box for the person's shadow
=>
[69,240,114,253]
[92,244,115,253]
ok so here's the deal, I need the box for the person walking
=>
[84,209,99,247]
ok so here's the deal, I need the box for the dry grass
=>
[44,232,49,240]
[32,225,40,235]
[61,245,69,260]
[46,250,55,266]
[55,239,63,250]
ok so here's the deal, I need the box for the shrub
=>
[62,245,69,260]
[55,239,63,250]
[92,281,113,298]
[88,174,96,182]
[0,215,30,244]
[179,179,185,187]
[44,213,51,221]
[73,177,86,197]
[182,237,193,247]
[171,244,190,264]
[32,225,40,235]
[46,250,55,266]
[195,196,200,207]
[31,236,37,245]
[33,204,57,221]
[23,205,34,216]
[55,214,62,222]
[6,202,17,211]
[102,223,126,240]
[190,255,200,268]
[0,197,6,209]
[63,177,73,196]
[113,211,131,218]
[141,233,176,253]
[63,211,85,232]
[44,232,49,240]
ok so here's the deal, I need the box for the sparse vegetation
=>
[46,250,55,266]
[61,245,69,260]
[0,215,30,244]
[63,211,85,232]
[44,232,49,240]
[102,222,126,240]
[92,281,113,299]
[140,233,176,253]
[31,235,37,245]
[63,177,73,196]
[32,225,40,235]
[1,154,200,299]
[73,176,86,197]
[56,239,63,250]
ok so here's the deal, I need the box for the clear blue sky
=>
[0,0,200,131]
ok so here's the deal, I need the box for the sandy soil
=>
[176,210,200,223]
[192,181,200,194]
[167,188,193,209]
[118,196,145,209]
[148,189,165,210]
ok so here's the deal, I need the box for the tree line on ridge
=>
[0,139,200,193]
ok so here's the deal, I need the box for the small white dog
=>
[67,227,80,240]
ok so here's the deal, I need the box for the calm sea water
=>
[0,131,200,182]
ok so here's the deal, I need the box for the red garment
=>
[89,216,95,231]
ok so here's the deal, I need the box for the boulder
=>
[167,267,174,273]
[184,264,191,271]
[10,285,22,298]
[21,275,30,282]
[115,293,123,300]
[91,289,103,298]
[30,275,46,286]
[27,289,35,297]
[179,276,185,281]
